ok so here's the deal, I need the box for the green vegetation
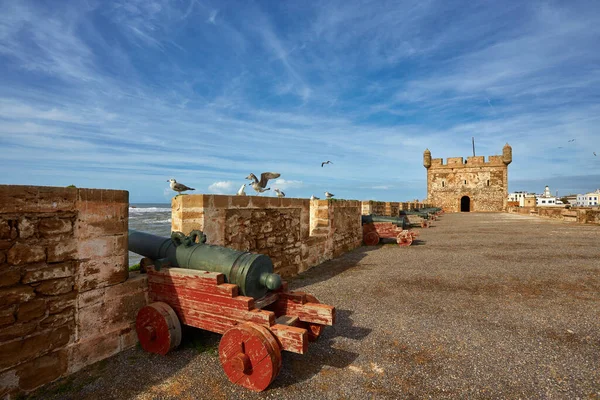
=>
[128,263,140,272]
[66,184,76,188]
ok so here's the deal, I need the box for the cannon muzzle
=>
[129,229,282,299]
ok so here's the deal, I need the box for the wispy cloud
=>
[208,181,236,194]
[1,1,599,202]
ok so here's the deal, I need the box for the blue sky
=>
[1,0,599,203]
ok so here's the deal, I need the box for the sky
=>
[1,0,599,203]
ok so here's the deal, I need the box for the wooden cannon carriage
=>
[130,228,335,392]
[361,215,419,246]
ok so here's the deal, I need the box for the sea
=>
[128,203,172,267]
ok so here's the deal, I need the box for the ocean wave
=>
[129,207,171,213]
[141,219,172,224]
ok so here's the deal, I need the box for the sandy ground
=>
[28,212,600,399]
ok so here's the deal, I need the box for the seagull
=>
[568,139,576,142]
[310,195,320,200]
[321,161,333,167]
[236,183,247,196]
[325,191,334,199]
[245,172,280,194]
[274,188,285,198]
[594,152,597,156]
[167,179,195,195]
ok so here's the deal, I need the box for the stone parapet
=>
[507,206,600,225]
[0,185,144,399]
[172,195,362,277]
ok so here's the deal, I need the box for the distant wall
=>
[0,185,146,399]
[507,206,600,225]
[171,195,363,276]
[360,201,429,216]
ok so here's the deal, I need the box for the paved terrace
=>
[29,213,600,399]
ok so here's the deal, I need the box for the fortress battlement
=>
[429,155,505,167]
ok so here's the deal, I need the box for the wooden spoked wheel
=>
[421,220,429,228]
[219,323,282,392]
[297,294,325,342]
[136,302,182,355]
[363,231,380,246]
[396,231,413,247]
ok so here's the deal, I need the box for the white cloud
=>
[208,181,236,194]
[272,179,303,190]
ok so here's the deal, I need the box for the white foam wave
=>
[129,207,171,213]
[141,218,172,224]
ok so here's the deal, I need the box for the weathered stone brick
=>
[36,186,77,213]
[0,268,21,288]
[38,218,72,237]
[47,291,77,314]
[68,334,120,374]
[16,349,68,391]
[0,325,72,371]
[119,324,139,350]
[16,299,46,323]
[0,306,15,327]
[76,188,128,203]
[0,185,39,213]
[75,256,128,292]
[0,320,37,342]
[0,240,13,251]
[77,236,115,259]
[22,262,74,284]
[0,286,35,307]
[46,239,77,263]
[7,243,45,265]
[40,308,74,329]
[18,217,36,239]
[0,220,13,240]
[0,252,5,264]
[34,278,74,296]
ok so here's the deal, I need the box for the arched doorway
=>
[460,196,470,212]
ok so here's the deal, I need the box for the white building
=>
[508,191,532,207]
[536,185,558,206]
[576,189,600,206]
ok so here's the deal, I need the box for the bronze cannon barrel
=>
[128,229,282,299]
[362,214,409,230]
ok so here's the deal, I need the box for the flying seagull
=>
[245,172,280,194]
[310,195,320,200]
[274,188,285,198]
[325,191,334,199]
[568,139,576,142]
[236,183,247,196]
[321,161,333,167]
[167,179,195,195]
[594,152,597,156]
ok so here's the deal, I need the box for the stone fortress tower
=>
[423,144,512,212]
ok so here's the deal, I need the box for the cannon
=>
[129,229,335,392]
[361,214,419,246]
[129,229,282,299]
[399,210,433,227]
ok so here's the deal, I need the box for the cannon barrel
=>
[362,214,409,230]
[128,229,282,299]
[400,210,430,219]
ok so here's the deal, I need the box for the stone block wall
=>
[0,185,146,398]
[172,195,362,277]
[507,206,600,225]
[360,201,427,216]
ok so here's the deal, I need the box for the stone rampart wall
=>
[171,195,362,277]
[0,185,146,398]
[507,206,600,225]
[360,201,429,216]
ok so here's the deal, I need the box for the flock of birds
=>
[168,161,335,200]
[558,139,597,157]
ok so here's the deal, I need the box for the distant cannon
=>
[129,229,335,392]
[361,215,418,246]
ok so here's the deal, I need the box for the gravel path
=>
[29,213,600,399]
